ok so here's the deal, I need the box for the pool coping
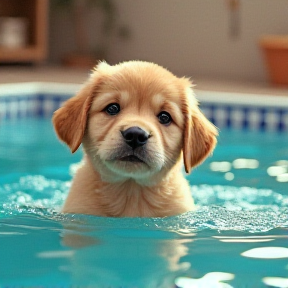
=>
[0,82,81,97]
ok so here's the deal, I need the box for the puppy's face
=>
[84,67,185,180]
[53,61,217,183]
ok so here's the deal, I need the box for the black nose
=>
[121,126,149,149]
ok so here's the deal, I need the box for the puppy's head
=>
[53,61,217,182]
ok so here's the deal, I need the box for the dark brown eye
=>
[158,111,172,125]
[105,103,120,115]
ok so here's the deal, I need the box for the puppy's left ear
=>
[53,81,96,153]
[182,88,218,174]
[52,67,108,153]
[53,62,112,152]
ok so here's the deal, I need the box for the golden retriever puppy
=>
[53,61,217,217]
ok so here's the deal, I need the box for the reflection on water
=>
[0,212,192,287]
[175,272,235,288]
[61,231,191,287]
[241,247,288,259]
[0,209,287,287]
[267,160,288,183]
[263,277,288,288]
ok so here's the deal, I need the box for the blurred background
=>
[1,0,288,90]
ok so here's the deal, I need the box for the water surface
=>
[0,118,287,287]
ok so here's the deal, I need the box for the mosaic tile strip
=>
[1,93,288,132]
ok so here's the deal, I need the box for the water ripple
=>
[0,176,287,233]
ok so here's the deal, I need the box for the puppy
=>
[53,61,217,217]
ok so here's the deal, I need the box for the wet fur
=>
[53,61,217,217]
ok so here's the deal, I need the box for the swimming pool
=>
[0,83,288,288]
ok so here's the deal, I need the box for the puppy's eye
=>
[158,111,172,125]
[105,103,120,115]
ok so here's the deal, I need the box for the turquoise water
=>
[0,118,288,288]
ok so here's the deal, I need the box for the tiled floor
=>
[1,65,288,97]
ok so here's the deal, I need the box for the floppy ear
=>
[182,90,218,174]
[52,71,104,153]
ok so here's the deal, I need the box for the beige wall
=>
[49,0,288,82]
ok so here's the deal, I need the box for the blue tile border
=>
[0,94,70,120]
[201,104,288,132]
[1,83,288,132]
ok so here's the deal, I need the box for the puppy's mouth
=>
[119,155,144,163]
[105,147,151,168]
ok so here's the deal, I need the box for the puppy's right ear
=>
[52,66,107,153]
[182,85,218,174]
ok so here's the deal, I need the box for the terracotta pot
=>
[259,35,288,86]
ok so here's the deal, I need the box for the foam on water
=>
[0,175,70,214]
[1,175,287,233]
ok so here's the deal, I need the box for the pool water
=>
[0,118,288,288]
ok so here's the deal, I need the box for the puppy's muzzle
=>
[121,126,150,150]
